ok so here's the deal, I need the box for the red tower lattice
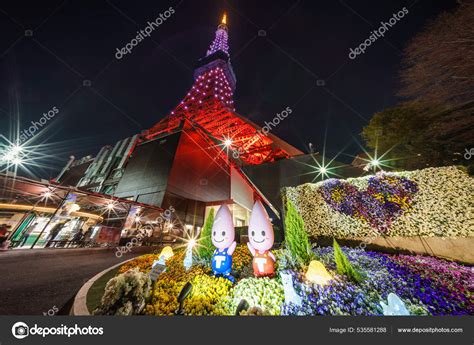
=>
[145,15,299,165]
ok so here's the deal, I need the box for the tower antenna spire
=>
[206,13,230,56]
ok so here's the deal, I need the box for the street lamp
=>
[1,144,24,166]
[371,159,380,167]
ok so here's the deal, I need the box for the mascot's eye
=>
[213,231,216,236]
[221,231,225,236]
[261,230,265,236]
[251,231,255,236]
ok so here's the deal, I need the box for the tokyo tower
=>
[145,14,301,165]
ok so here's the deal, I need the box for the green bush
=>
[333,239,364,283]
[197,208,215,260]
[284,200,315,267]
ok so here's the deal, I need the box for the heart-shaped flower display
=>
[319,173,418,232]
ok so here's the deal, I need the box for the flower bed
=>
[94,244,473,316]
[283,166,473,238]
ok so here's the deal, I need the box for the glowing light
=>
[207,13,230,56]
[302,158,337,181]
[183,239,195,270]
[361,153,389,172]
[2,144,23,163]
[69,203,81,213]
[135,216,141,223]
[43,191,53,198]
[371,159,380,167]
[107,203,115,210]
[159,246,174,260]
[12,157,23,165]
[0,203,102,220]
[224,138,233,147]
[305,260,333,286]
[40,189,56,203]
[12,145,22,154]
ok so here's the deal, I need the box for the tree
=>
[399,1,474,107]
[333,239,364,284]
[361,102,468,170]
[197,208,215,260]
[284,200,315,266]
[363,1,474,172]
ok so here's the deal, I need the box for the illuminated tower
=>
[206,13,230,57]
[58,14,361,231]
[113,14,302,228]
[145,14,301,165]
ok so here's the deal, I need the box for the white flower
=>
[284,166,474,238]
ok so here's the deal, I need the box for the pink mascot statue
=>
[211,205,237,282]
[247,200,276,277]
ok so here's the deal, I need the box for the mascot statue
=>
[247,200,275,277]
[211,205,237,282]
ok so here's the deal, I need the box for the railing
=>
[45,240,97,248]
[7,238,176,249]
[8,240,98,249]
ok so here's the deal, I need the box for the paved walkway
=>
[0,246,160,315]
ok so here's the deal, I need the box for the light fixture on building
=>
[69,203,81,213]
[43,191,53,198]
[1,144,24,166]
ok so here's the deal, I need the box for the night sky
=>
[0,0,458,179]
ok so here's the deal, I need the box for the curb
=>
[72,257,136,316]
